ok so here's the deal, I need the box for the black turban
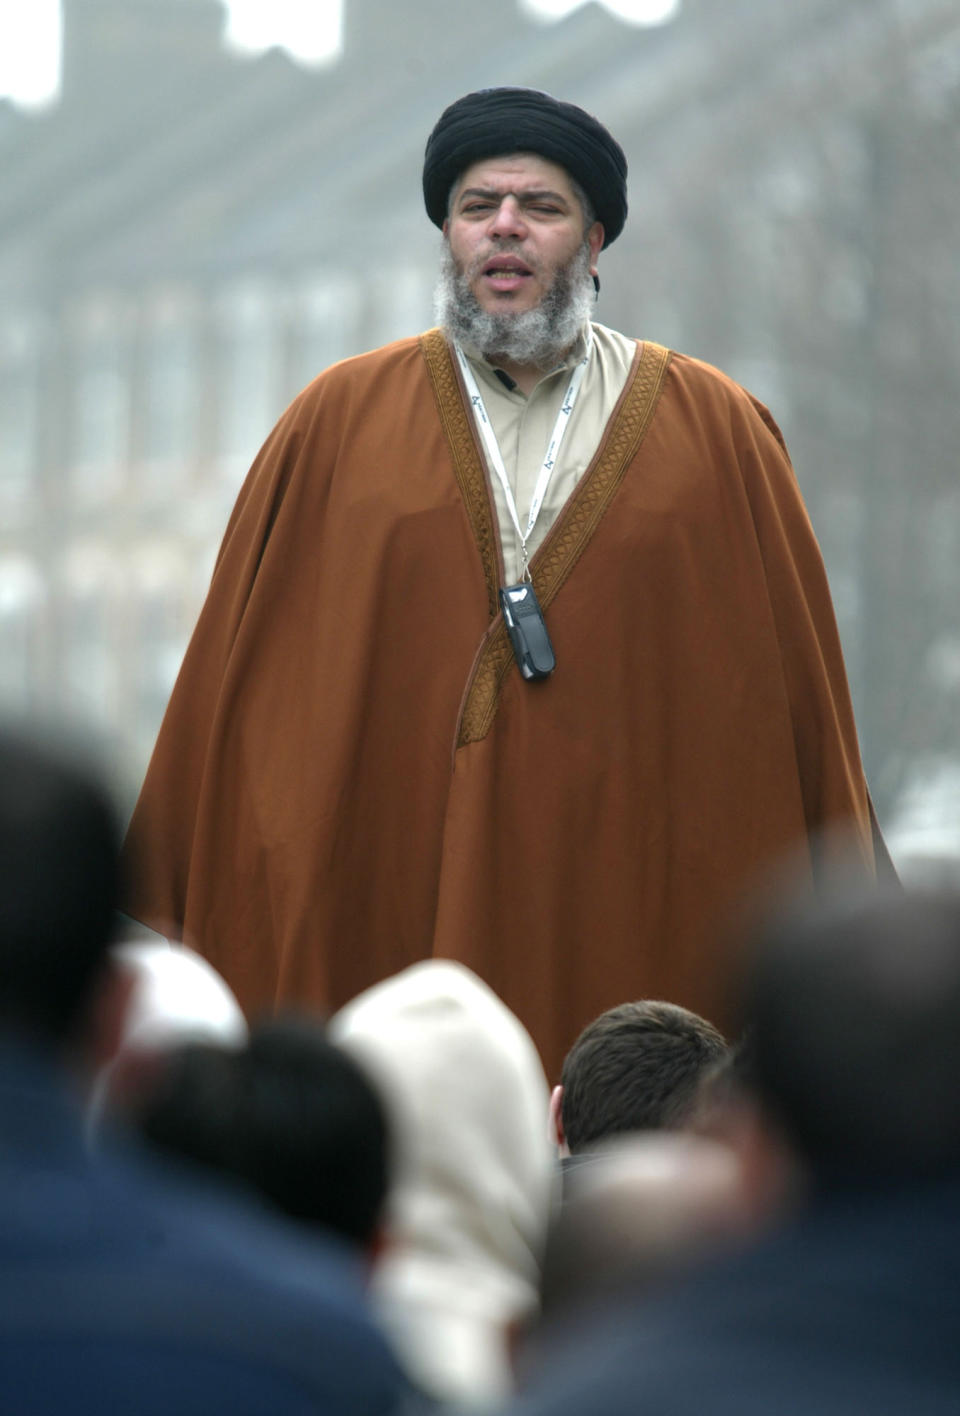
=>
[423,87,627,249]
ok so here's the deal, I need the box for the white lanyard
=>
[455,330,592,581]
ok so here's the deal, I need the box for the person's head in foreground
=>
[0,726,411,1412]
[551,998,729,1157]
[129,1015,391,1260]
[0,724,123,1066]
[742,878,960,1187]
[535,1131,755,1330]
[330,958,555,1407]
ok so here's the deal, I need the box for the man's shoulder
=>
[0,1110,355,1304]
[0,1093,406,1410]
[103,1139,376,1320]
[293,331,434,408]
[633,340,788,450]
[666,347,759,399]
[594,324,763,407]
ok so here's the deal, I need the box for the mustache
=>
[462,241,543,281]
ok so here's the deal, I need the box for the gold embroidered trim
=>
[536,339,672,606]
[420,327,500,619]
[456,339,674,747]
[458,621,518,746]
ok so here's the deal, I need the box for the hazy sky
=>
[0,1,343,106]
[0,0,680,109]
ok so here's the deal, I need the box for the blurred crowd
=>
[1,720,959,1414]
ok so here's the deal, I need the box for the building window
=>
[139,288,200,488]
[368,264,433,348]
[0,555,46,711]
[287,271,361,392]
[60,547,123,730]
[0,315,42,520]
[215,280,280,482]
[68,296,133,505]
[128,547,193,758]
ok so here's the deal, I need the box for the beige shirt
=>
[463,321,637,584]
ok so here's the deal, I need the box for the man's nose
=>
[489,196,527,238]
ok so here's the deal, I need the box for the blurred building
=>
[2,0,959,812]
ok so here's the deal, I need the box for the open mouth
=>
[481,258,533,290]
[484,258,532,276]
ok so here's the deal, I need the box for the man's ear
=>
[549,1083,569,1156]
[79,958,138,1075]
[587,220,605,265]
[361,1218,392,1281]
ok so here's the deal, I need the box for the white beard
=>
[433,237,595,369]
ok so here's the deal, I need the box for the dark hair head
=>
[745,882,960,1180]
[423,86,628,247]
[690,1031,759,1121]
[560,1000,729,1154]
[0,727,120,1042]
[132,1015,391,1247]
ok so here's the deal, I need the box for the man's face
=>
[443,153,604,317]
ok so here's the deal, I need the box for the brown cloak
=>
[122,330,884,1079]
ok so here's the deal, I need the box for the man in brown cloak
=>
[121,88,889,1080]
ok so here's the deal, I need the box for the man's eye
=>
[462,202,494,214]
